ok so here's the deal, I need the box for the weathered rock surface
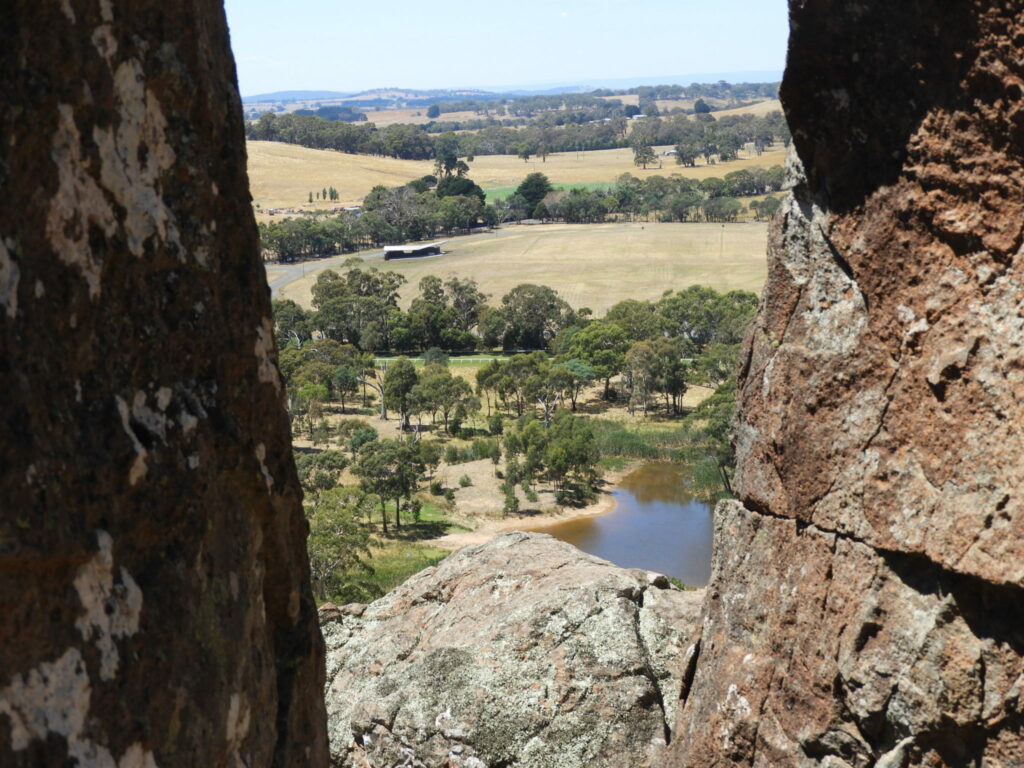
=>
[0,4,326,767]
[671,2,1024,766]
[322,532,703,768]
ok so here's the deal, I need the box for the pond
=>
[529,463,714,587]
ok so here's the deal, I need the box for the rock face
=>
[0,4,327,767]
[671,2,1024,766]
[322,532,703,768]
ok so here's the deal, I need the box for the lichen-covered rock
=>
[323,532,703,768]
[670,2,1024,766]
[0,4,326,767]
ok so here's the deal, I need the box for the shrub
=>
[471,438,500,462]
[348,424,379,455]
[488,414,504,436]
[430,480,445,496]
[458,474,472,488]
[423,347,449,366]
[443,489,456,502]
[444,445,461,464]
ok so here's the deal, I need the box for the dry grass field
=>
[248,141,433,210]
[653,97,781,115]
[364,108,489,127]
[469,144,788,190]
[248,140,788,214]
[712,98,783,118]
[273,221,768,314]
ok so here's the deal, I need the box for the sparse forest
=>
[277,265,756,603]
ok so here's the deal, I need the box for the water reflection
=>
[529,463,713,587]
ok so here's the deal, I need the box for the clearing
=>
[271,220,768,314]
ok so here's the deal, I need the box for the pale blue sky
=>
[224,0,789,97]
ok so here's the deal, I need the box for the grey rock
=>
[323,532,703,768]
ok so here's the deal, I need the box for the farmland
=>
[248,140,788,212]
[270,220,768,315]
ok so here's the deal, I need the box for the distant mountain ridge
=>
[243,89,354,102]
[241,72,781,104]
[244,87,512,104]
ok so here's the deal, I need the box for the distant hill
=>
[243,90,352,103]
[241,73,784,104]
[344,87,496,101]
[244,85,601,105]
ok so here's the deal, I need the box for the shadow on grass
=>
[377,520,461,542]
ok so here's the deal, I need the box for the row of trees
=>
[274,267,579,355]
[259,167,784,261]
[519,170,784,224]
[275,264,756,416]
[247,109,789,162]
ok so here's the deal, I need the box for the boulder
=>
[322,532,703,768]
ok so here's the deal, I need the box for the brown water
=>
[531,463,714,587]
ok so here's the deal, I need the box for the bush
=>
[488,413,504,436]
[430,480,445,496]
[423,347,449,366]
[444,445,461,464]
[525,489,539,503]
[443,489,456,502]
[471,438,500,462]
[458,474,472,488]
[348,425,379,455]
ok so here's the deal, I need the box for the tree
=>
[433,132,462,177]
[499,284,575,350]
[703,197,744,222]
[332,364,360,412]
[750,195,782,221]
[544,411,599,503]
[352,439,424,533]
[435,174,485,203]
[674,140,701,167]
[426,104,441,119]
[693,98,711,114]
[272,298,313,348]
[624,340,659,416]
[632,143,657,169]
[692,343,740,388]
[515,172,553,209]
[305,487,373,602]
[410,364,478,434]
[556,358,597,411]
[444,277,487,333]
[422,347,449,367]
[383,357,419,428]
[568,321,630,399]
[605,299,664,341]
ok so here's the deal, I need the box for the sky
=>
[224,0,789,97]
